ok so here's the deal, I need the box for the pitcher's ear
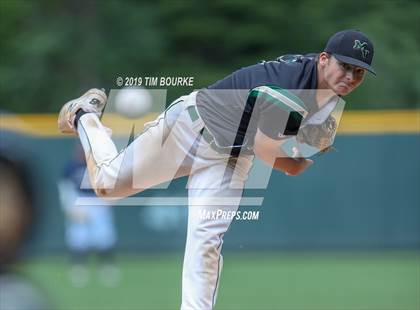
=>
[318,52,331,66]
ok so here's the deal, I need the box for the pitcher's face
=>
[320,54,366,96]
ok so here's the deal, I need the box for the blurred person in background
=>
[0,153,51,310]
[58,145,119,288]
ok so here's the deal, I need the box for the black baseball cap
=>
[324,29,376,75]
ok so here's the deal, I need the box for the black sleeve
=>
[252,87,304,140]
[258,103,290,139]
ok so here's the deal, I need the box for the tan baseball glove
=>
[296,115,337,152]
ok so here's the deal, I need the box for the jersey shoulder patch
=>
[276,54,304,63]
[275,53,317,64]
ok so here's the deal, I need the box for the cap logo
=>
[353,40,370,59]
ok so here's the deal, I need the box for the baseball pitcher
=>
[57,29,375,309]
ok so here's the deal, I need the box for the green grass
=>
[20,252,420,310]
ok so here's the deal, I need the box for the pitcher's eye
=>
[343,63,352,71]
[355,68,365,76]
[337,61,346,70]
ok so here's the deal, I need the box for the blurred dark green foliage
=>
[0,0,419,112]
